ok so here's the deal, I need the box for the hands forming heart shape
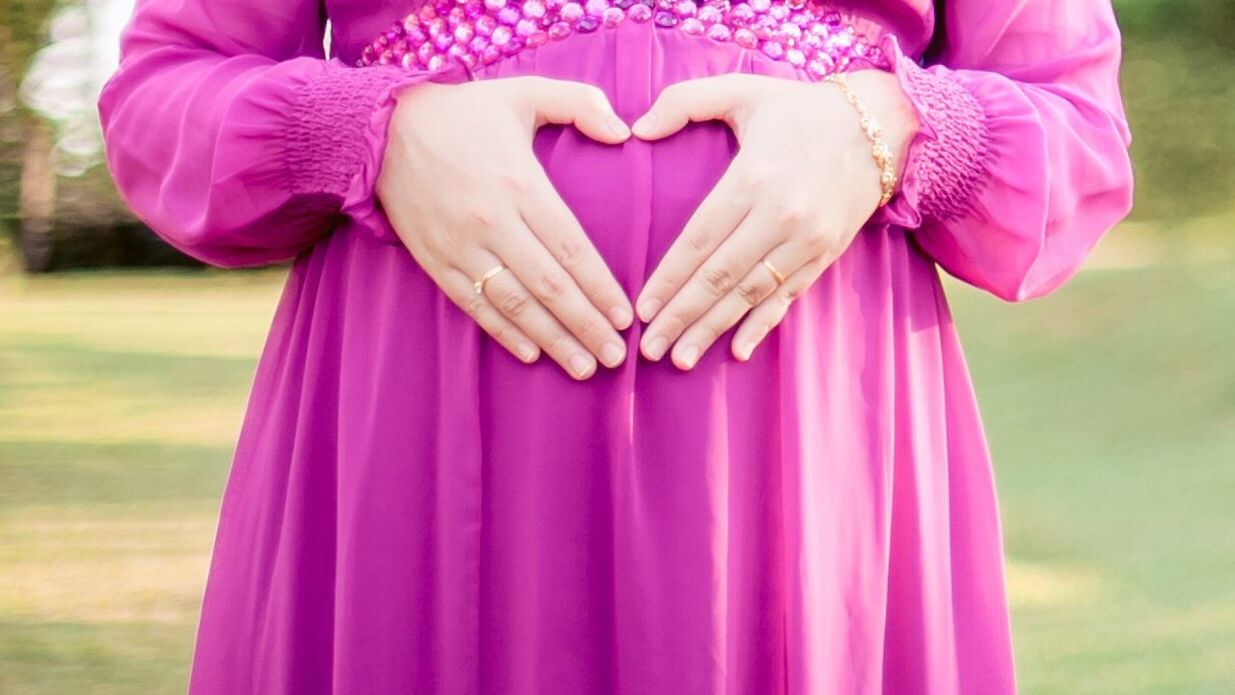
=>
[378,70,917,380]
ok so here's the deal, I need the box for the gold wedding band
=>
[473,263,508,295]
[761,258,786,285]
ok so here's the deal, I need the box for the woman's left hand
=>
[630,70,919,369]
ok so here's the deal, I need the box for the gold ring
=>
[761,258,786,285]
[473,262,507,295]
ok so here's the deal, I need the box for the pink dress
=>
[98,0,1133,691]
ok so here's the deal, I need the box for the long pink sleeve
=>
[97,0,467,268]
[871,1,1135,302]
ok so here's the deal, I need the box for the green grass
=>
[1,239,1233,693]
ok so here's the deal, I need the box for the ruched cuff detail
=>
[875,34,994,228]
[284,58,473,243]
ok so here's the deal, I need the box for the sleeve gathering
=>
[97,0,467,268]
[869,0,1136,302]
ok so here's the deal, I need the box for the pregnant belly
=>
[378,10,893,294]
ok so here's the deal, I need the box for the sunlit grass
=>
[0,233,1232,693]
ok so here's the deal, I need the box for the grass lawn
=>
[1,237,1232,693]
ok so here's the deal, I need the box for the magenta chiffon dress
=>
[98,0,1133,690]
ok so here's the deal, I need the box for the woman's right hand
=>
[377,76,634,380]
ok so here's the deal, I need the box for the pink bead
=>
[497,6,521,24]
[359,0,893,79]
[706,23,731,40]
[602,7,626,26]
[516,18,539,35]
[491,24,513,44]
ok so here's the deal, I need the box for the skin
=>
[378,69,919,379]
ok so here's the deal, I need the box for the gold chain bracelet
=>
[823,73,898,208]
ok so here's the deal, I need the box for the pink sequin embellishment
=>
[357,0,888,78]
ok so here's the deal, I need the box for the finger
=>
[519,165,634,331]
[462,247,602,380]
[524,77,631,144]
[437,265,541,365]
[640,203,792,361]
[631,74,751,140]
[636,165,750,323]
[731,253,833,362]
[488,212,628,369]
[668,238,808,370]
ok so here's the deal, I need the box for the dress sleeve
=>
[869,0,1135,302]
[97,0,469,268]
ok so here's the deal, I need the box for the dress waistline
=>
[357,0,891,80]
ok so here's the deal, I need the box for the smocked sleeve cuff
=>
[283,58,471,242]
[872,34,994,230]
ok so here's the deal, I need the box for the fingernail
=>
[601,341,625,367]
[609,304,633,329]
[632,112,658,137]
[736,340,756,361]
[569,353,595,378]
[644,334,669,361]
[677,343,701,369]
[517,342,537,362]
[608,115,631,138]
[637,297,662,322]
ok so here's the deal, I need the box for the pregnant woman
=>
[98,0,1133,691]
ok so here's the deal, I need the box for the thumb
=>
[528,77,631,144]
[631,74,746,140]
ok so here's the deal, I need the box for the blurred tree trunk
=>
[19,115,56,270]
[1,0,59,270]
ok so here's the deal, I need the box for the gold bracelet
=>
[823,73,898,208]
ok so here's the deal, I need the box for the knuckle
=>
[533,267,570,301]
[773,200,810,228]
[462,205,503,231]
[557,235,586,266]
[736,280,765,306]
[685,228,710,253]
[571,318,606,346]
[496,287,532,317]
[463,292,488,319]
[496,170,531,197]
[701,266,734,296]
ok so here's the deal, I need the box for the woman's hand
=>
[630,70,920,369]
[378,76,635,380]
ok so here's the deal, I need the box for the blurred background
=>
[1,0,1232,692]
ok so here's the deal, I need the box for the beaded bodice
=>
[357,0,892,80]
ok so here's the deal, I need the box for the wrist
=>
[841,69,921,184]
